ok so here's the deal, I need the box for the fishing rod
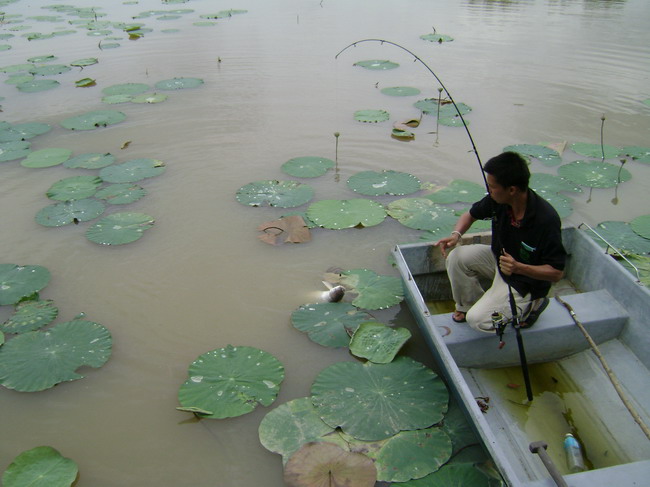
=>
[336,38,534,401]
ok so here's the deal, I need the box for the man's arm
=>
[499,250,564,282]
[434,211,477,257]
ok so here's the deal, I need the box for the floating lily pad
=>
[310,357,448,441]
[540,193,573,219]
[178,345,285,419]
[380,86,421,96]
[70,57,98,67]
[99,158,165,183]
[291,302,373,348]
[259,397,336,464]
[101,82,150,96]
[557,160,631,188]
[529,173,582,195]
[21,148,71,168]
[1,446,78,487]
[631,215,650,240]
[101,94,133,104]
[592,221,650,255]
[95,183,147,205]
[6,74,34,85]
[619,254,650,287]
[236,180,314,208]
[281,156,335,178]
[75,78,96,87]
[336,268,404,310]
[307,199,386,230]
[388,198,457,231]
[0,141,31,162]
[35,199,106,227]
[0,319,112,392]
[349,321,411,364]
[347,170,421,196]
[0,122,51,142]
[0,264,51,306]
[85,212,154,245]
[503,144,562,166]
[570,142,620,159]
[399,463,495,487]
[131,92,168,103]
[354,109,389,123]
[154,77,204,90]
[46,176,102,201]
[61,110,126,130]
[420,32,454,43]
[353,59,399,70]
[1,299,58,334]
[623,146,650,164]
[63,152,115,169]
[17,79,60,92]
[29,64,71,76]
[427,179,485,204]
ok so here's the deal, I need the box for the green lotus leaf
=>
[347,170,421,196]
[353,59,399,70]
[0,319,112,392]
[420,217,491,242]
[291,302,373,348]
[85,212,155,245]
[311,357,448,441]
[0,264,51,306]
[440,400,481,455]
[178,345,285,419]
[1,446,78,487]
[540,192,573,219]
[380,86,421,96]
[631,215,650,240]
[6,74,35,85]
[557,160,631,188]
[420,33,454,43]
[623,146,650,164]
[101,94,133,104]
[63,152,115,169]
[503,143,562,166]
[101,82,150,95]
[414,99,471,118]
[349,321,411,364]
[98,42,120,49]
[392,128,415,140]
[95,183,147,205]
[236,180,314,208]
[0,122,51,142]
[619,254,650,287]
[399,463,495,487]
[592,221,650,255]
[281,156,335,178]
[21,148,71,168]
[75,78,96,87]
[0,44,10,51]
[1,299,58,334]
[307,199,386,229]
[388,198,457,231]
[99,158,165,183]
[35,199,106,227]
[354,109,390,123]
[1,63,34,73]
[154,77,204,90]
[46,176,102,201]
[338,268,404,310]
[529,172,582,195]
[427,179,486,204]
[29,64,71,76]
[259,397,335,464]
[570,142,620,159]
[61,110,126,130]
[0,141,31,162]
[129,92,168,103]
[70,57,98,67]
[17,79,60,92]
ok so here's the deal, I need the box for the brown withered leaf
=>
[258,215,311,245]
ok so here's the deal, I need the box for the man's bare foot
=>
[452,310,466,323]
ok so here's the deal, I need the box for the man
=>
[435,152,566,332]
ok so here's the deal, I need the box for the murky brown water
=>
[1,0,649,485]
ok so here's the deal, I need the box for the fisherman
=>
[435,151,567,332]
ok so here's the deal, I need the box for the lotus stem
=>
[600,114,606,162]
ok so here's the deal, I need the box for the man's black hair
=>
[483,151,530,191]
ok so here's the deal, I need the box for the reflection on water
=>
[1,0,649,485]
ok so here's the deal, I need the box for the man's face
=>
[486,173,512,204]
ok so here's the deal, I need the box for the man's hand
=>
[434,234,460,258]
[499,250,517,276]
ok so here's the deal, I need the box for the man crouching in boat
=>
[435,151,567,332]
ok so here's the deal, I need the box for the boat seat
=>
[427,289,628,368]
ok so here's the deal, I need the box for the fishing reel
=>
[491,311,511,349]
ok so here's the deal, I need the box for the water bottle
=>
[563,433,586,473]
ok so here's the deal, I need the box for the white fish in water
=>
[320,282,345,302]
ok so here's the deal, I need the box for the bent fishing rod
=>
[336,38,534,401]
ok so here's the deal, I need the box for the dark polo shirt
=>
[470,189,566,300]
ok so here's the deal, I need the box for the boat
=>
[392,225,650,487]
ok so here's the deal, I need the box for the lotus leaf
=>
[0,141,31,162]
[427,179,485,204]
[503,144,561,166]
[349,321,411,363]
[354,109,389,123]
[259,397,335,464]
[388,198,457,231]
[311,357,448,440]
[392,128,415,140]
[29,64,71,76]
[420,33,454,43]
[0,44,10,51]
[0,264,51,306]
[95,183,147,205]
[414,99,471,118]
[290,302,373,348]
[284,442,376,487]
[1,63,34,73]
[539,193,573,219]
[21,148,71,168]
[236,180,314,208]
[592,221,650,255]
[7,74,35,85]
[619,254,650,287]
[46,176,102,201]
[0,319,112,392]
[1,446,78,487]
[130,92,168,103]
[70,57,98,67]
[154,77,204,90]
[381,86,421,96]
[102,94,133,104]
[347,170,421,196]
[64,152,115,169]
[400,463,495,487]
[98,42,120,49]
[440,400,481,455]
[0,122,51,142]
[85,212,154,245]
[281,156,335,178]
[35,199,106,227]
[101,82,150,95]
[61,110,126,130]
[529,173,582,195]
[623,146,650,164]
[570,142,620,159]
[306,199,386,229]
[17,79,60,92]
[631,215,650,240]
[75,78,96,87]
[1,299,58,334]
[557,160,631,188]
[335,268,404,310]
[99,158,165,183]
[353,59,399,70]
[177,345,285,419]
